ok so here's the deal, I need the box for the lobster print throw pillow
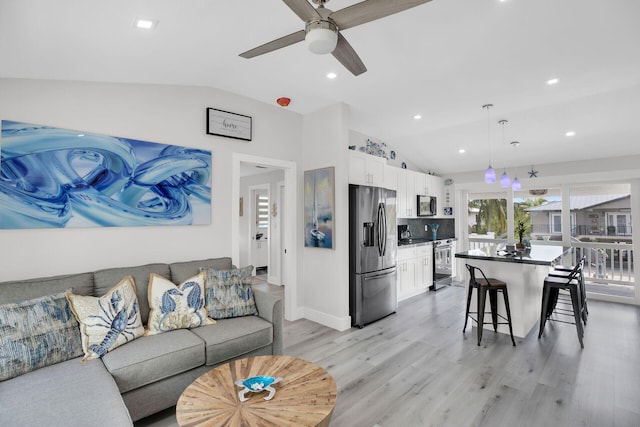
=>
[67,276,144,361]
[145,272,215,336]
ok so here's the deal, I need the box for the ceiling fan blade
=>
[282,0,321,22]
[239,30,306,58]
[332,33,367,76]
[330,0,432,31]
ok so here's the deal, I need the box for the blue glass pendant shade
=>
[500,171,510,188]
[484,166,496,183]
[512,177,521,191]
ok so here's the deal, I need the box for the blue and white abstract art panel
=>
[0,121,212,229]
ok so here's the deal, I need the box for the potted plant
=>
[516,221,527,249]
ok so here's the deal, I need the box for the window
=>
[606,212,632,236]
[467,195,507,237]
[256,194,269,230]
[550,213,562,234]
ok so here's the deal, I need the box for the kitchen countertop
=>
[398,238,433,247]
[455,244,570,266]
[398,237,456,247]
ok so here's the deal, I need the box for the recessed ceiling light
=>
[326,72,337,79]
[565,131,576,137]
[413,114,422,120]
[135,18,158,30]
[458,149,466,154]
[546,78,559,85]
[77,134,85,137]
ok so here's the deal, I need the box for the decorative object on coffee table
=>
[176,355,336,427]
[235,375,283,401]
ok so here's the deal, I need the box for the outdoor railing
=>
[467,236,635,288]
[530,223,632,237]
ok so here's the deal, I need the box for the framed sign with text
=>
[206,108,252,141]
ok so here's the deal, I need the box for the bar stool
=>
[549,255,588,324]
[538,259,584,348]
[463,264,516,346]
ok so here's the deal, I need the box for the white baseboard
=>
[301,306,351,331]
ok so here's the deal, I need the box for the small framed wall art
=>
[207,108,252,141]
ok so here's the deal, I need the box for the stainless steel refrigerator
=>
[349,184,397,328]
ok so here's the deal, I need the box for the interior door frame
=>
[232,153,299,321]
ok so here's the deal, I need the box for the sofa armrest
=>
[253,289,284,355]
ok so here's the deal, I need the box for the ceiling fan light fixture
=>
[305,20,338,54]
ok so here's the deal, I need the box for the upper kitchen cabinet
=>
[396,168,416,217]
[395,167,446,218]
[349,150,394,189]
[415,172,429,196]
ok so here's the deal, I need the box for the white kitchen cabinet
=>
[415,244,433,289]
[396,168,416,218]
[349,151,387,187]
[383,165,398,191]
[415,172,429,196]
[397,258,416,300]
[397,244,433,302]
[253,239,268,269]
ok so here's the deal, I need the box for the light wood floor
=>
[137,283,640,427]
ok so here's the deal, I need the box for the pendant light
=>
[511,141,521,191]
[498,119,510,188]
[483,104,496,183]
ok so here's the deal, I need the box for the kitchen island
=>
[455,244,571,339]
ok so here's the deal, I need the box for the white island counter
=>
[455,245,571,338]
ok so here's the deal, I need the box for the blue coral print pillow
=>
[66,276,144,361]
[0,291,83,381]
[200,266,258,319]
[145,273,215,336]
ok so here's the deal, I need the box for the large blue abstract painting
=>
[0,121,212,229]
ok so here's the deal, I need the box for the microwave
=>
[417,195,437,216]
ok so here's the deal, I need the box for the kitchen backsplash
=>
[397,218,455,240]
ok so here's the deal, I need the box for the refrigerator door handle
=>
[377,203,386,257]
[381,202,387,256]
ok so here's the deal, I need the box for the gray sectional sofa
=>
[0,257,284,426]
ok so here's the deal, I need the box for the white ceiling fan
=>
[239,0,432,76]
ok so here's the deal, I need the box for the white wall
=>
[300,103,351,331]
[0,78,303,281]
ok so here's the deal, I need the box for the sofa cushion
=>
[190,316,273,366]
[0,291,83,381]
[170,257,233,284]
[94,263,170,325]
[102,328,205,393]
[145,273,215,335]
[0,357,132,426]
[201,266,258,319]
[0,272,94,305]
[67,276,144,361]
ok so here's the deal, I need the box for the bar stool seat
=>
[463,264,516,346]
[538,260,585,348]
[549,255,588,324]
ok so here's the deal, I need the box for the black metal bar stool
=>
[538,259,585,348]
[549,255,588,324]
[463,264,516,346]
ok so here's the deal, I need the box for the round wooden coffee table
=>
[176,355,337,427]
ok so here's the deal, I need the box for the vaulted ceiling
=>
[2,0,639,175]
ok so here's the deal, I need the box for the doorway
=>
[249,184,270,279]
[232,153,298,321]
